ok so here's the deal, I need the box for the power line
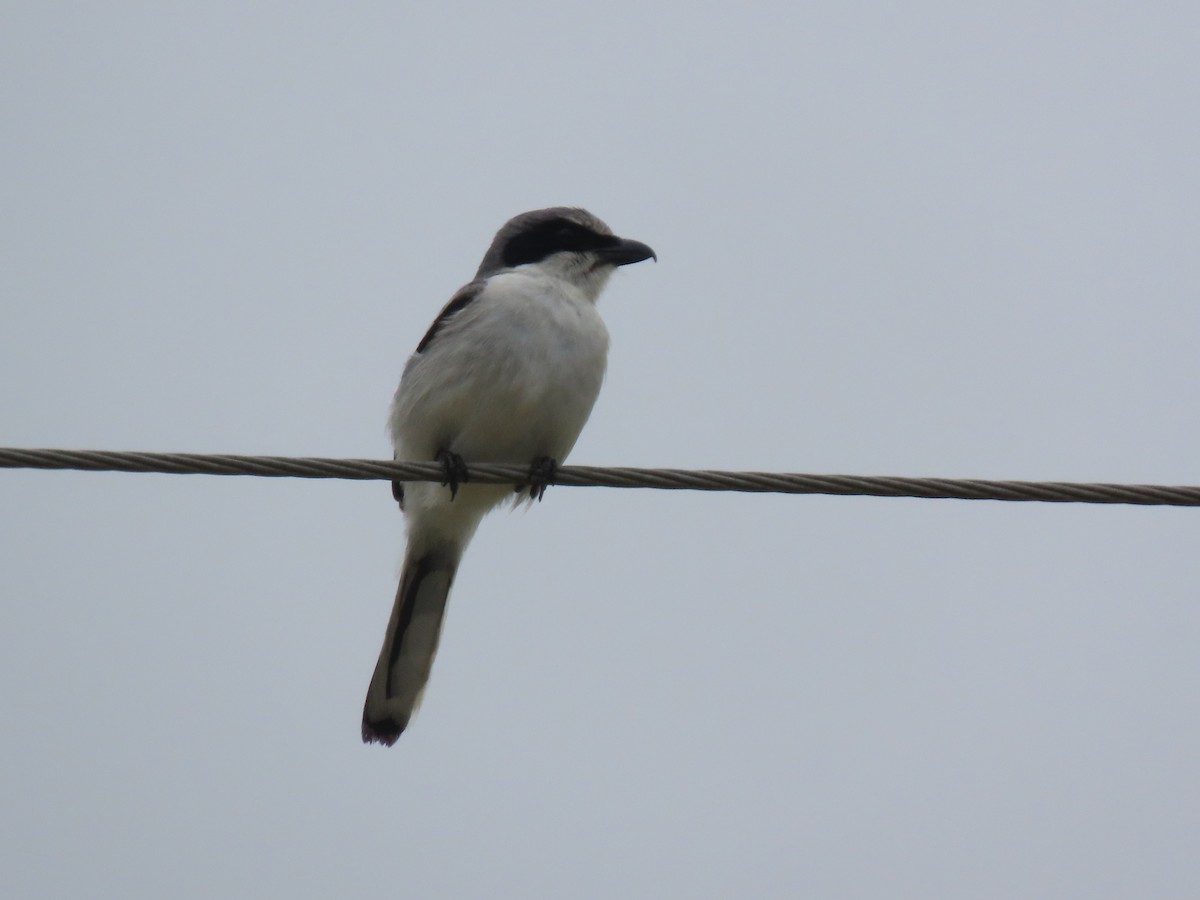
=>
[1,446,1197,507]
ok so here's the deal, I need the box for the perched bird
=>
[362,207,656,744]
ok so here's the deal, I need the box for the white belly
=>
[389,270,610,519]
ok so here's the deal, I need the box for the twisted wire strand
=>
[1,447,1197,507]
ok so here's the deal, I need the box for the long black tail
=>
[362,544,460,745]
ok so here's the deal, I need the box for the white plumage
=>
[362,207,654,744]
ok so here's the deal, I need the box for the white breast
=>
[390,269,611,470]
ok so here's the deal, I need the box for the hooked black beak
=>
[595,237,657,267]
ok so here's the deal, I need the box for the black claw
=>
[525,456,558,502]
[435,448,469,500]
[391,479,405,508]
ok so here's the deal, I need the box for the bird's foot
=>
[436,448,469,500]
[391,479,405,508]
[522,456,558,502]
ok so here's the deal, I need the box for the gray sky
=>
[3,3,1199,897]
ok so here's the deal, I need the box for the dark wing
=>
[415,281,485,354]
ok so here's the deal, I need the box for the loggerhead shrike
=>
[362,207,655,745]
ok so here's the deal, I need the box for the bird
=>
[362,207,656,745]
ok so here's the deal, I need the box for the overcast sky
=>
[3,3,1199,898]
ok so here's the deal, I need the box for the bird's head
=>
[475,207,656,298]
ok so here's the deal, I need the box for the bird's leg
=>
[523,455,558,502]
[391,479,405,508]
[435,448,469,500]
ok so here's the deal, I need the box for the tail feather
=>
[362,545,460,745]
